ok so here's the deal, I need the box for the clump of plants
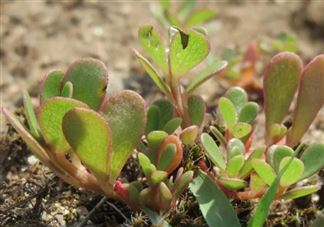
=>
[2,22,324,227]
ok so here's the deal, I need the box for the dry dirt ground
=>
[0,0,324,226]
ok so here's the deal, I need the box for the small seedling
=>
[134,25,227,127]
[151,0,218,31]
[2,58,146,198]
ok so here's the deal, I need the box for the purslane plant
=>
[134,25,227,128]
[2,58,146,198]
[192,53,324,226]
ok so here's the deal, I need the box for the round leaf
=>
[300,143,324,179]
[279,157,304,187]
[252,159,276,186]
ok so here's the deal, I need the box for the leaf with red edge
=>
[263,52,302,143]
[287,55,324,147]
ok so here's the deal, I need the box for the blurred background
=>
[1,0,324,131]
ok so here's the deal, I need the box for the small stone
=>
[27,155,38,165]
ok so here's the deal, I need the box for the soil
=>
[0,1,324,226]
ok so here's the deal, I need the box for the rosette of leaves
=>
[134,25,227,127]
[2,58,146,198]
[114,132,193,212]
[151,0,218,31]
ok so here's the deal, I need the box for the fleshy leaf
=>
[238,102,259,124]
[100,90,146,180]
[172,170,194,197]
[287,55,324,147]
[169,28,209,77]
[1,108,49,162]
[147,130,168,150]
[153,99,174,129]
[138,25,168,71]
[39,97,88,153]
[201,133,226,170]
[158,182,172,208]
[232,122,252,139]
[225,87,248,112]
[282,185,320,200]
[252,159,276,186]
[157,144,176,171]
[180,125,198,145]
[220,177,247,190]
[40,70,64,103]
[187,95,205,127]
[61,81,73,98]
[138,153,155,178]
[185,60,227,93]
[227,138,244,159]
[300,143,324,179]
[186,9,218,26]
[62,108,111,176]
[63,58,108,110]
[279,157,304,187]
[250,173,266,191]
[23,90,41,139]
[151,170,168,185]
[272,145,294,173]
[270,123,287,143]
[218,97,237,130]
[239,147,265,178]
[133,49,170,96]
[226,155,244,177]
[163,117,182,134]
[146,105,160,135]
[190,170,241,227]
[263,52,302,142]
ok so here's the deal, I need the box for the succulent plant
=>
[134,25,227,128]
[2,58,146,198]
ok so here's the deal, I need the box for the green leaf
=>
[146,105,160,135]
[264,52,302,142]
[1,108,49,162]
[138,25,168,71]
[133,49,170,95]
[180,125,198,145]
[158,182,172,206]
[178,0,197,21]
[169,28,209,77]
[23,90,41,139]
[300,143,324,179]
[187,9,218,26]
[250,173,266,191]
[63,58,108,110]
[270,123,287,143]
[172,170,194,197]
[61,81,73,98]
[138,153,155,178]
[39,97,88,153]
[185,60,227,93]
[238,102,259,124]
[272,145,294,173]
[147,130,168,150]
[273,32,298,52]
[151,170,168,185]
[190,170,241,227]
[100,90,146,180]
[163,117,182,134]
[282,185,320,200]
[220,177,247,190]
[279,157,304,187]
[227,138,244,160]
[239,147,265,178]
[157,144,176,171]
[187,95,205,127]
[201,133,226,170]
[248,156,296,227]
[40,70,64,103]
[225,87,248,112]
[226,155,244,177]
[232,122,252,139]
[62,108,111,176]
[287,55,324,147]
[252,159,276,186]
[153,99,174,128]
[218,97,237,130]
